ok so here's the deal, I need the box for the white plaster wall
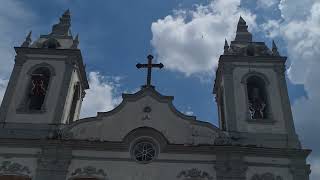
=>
[69,95,219,145]
[67,159,216,180]
[6,58,66,124]
[61,68,81,123]
[0,147,40,179]
[232,63,286,134]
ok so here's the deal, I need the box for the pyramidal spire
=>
[235,16,252,42]
[51,9,71,36]
[272,40,280,56]
[238,16,246,25]
[224,39,229,54]
[21,31,32,47]
[71,34,79,49]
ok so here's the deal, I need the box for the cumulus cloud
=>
[80,72,122,118]
[0,0,35,106]
[0,0,35,78]
[261,0,320,179]
[257,0,278,9]
[151,0,256,76]
[261,19,281,38]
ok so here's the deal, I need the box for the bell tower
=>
[214,17,300,148]
[0,10,89,125]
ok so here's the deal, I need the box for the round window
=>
[132,141,157,163]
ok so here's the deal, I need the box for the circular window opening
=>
[132,141,157,163]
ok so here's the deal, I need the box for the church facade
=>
[0,11,311,180]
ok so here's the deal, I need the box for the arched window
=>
[68,82,81,124]
[246,75,268,119]
[27,67,51,110]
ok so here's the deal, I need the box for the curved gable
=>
[64,86,225,145]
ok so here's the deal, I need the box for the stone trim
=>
[250,173,283,180]
[0,161,31,177]
[222,63,237,131]
[219,55,287,62]
[16,63,57,114]
[0,138,311,158]
[66,86,221,133]
[240,71,270,85]
[69,166,108,180]
[274,64,301,148]
[177,168,214,180]
[26,63,56,76]
[241,71,274,123]
[14,47,89,90]
[246,118,277,124]
[52,60,74,124]
[0,55,26,122]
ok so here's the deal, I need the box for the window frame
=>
[16,63,56,114]
[241,72,276,124]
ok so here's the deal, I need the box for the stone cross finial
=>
[136,54,164,87]
[21,31,32,47]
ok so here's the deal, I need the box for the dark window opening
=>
[28,67,51,110]
[247,76,268,119]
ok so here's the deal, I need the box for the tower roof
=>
[235,16,252,42]
[30,10,77,49]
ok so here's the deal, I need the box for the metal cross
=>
[136,54,164,87]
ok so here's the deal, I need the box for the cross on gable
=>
[136,54,164,87]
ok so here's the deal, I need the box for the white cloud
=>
[80,72,122,118]
[261,19,281,38]
[151,0,256,76]
[0,0,35,106]
[0,0,35,78]
[257,0,278,9]
[263,0,320,179]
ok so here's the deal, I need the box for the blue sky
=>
[0,0,319,179]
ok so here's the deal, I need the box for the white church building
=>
[0,10,311,180]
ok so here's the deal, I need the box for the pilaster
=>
[52,56,76,124]
[290,157,311,180]
[0,54,26,122]
[221,63,237,132]
[35,145,72,180]
[215,151,247,180]
[274,64,301,148]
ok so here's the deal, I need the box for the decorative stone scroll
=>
[251,173,283,180]
[177,168,213,180]
[0,161,31,177]
[70,166,108,180]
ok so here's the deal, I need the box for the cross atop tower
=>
[136,54,164,87]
